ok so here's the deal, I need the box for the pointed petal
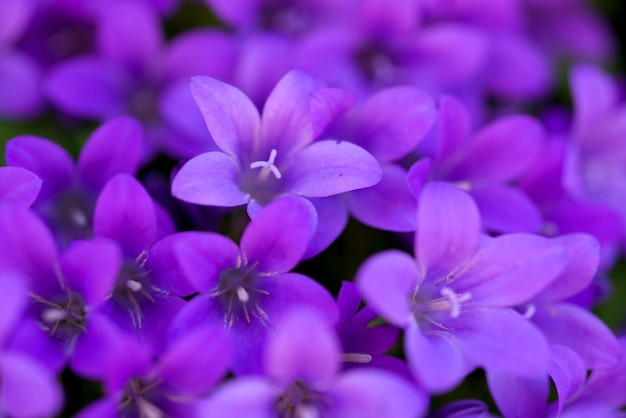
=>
[241,196,316,274]
[171,152,249,207]
[348,164,417,232]
[172,232,239,293]
[265,308,340,385]
[549,344,587,415]
[61,239,121,307]
[0,271,28,342]
[44,57,128,119]
[571,64,617,139]
[96,0,162,69]
[351,86,436,162]
[470,185,543,233]
[286,140,382,198]
[457,234,566,306]
[158,325,232,395]
[449,115,544,183]
[189,76,260,158]
[456,308,551,377]
[415,181,480,280]
[310,87,356,140]
[0,352,64,418]
[94,174,157,258]
[532,303,622,369]
[78,117,144,192]
[486,370,548,418]
[5,135,75,200]
[435,95,472,165]
[405,323,468,393]
[576,337,626,408]
[537,234,600,303]
[405,158,432,199]
[331,369,428,418]
[0,206,59,293]
[261,71,325,153]
[337,281,362,321]
[0,166,41,207]
[303,196,348,259]
[356,250,418,327]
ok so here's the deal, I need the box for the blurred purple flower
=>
[198,308,428,418]
[0,166,41,208]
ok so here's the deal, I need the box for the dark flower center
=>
[409,283,472,333]
[111,251,164,330]
[32,289,88,342]
[275,381,330,418]
[119,377,166,418]
[259,0,310,35]
[354,42,399,85]
[38,188,95,248]
[211,261,270,327]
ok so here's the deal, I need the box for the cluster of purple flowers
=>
[1,0,626,417]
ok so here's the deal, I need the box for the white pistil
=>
[70,208,88,227]
[250,148,282,179]
[341,352,373,364]
[453,181,472,191]
[296,405,320,418]
[126,279,143,292]
[440,287,472,318]
[236,286,250,303]
[522,303,537,319]
[42,308,68,323]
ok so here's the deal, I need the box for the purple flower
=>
[357,181,567,392]
[409,95,545,233]
[168,196,338,374]
[5,117,144,247]
[198,308,428,418]
[76,325,231,417]
[92,173,192,353]
[172,70,381,253]
[0,205,123,378]
[0,270,64,418]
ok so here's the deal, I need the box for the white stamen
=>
[440,287,472,318]
[341,352,373,364]
[296,405,319,418]
[70,208,88,227]
[250,148,282,179]
[453,181,472,191]
[137,398,165,418]
[126,279,142,292]
[42,308,67,323]
[236,286,250,303]
[522,303,537,319]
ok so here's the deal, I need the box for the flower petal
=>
[415,181,480,281]
[172,151,249,207]
[303,196,348,258]
[265,308,340,385]
[457,234,566,306]
[348,164,417,232]
[404,323,468,393]
[331,369,428,418]
[549,344,587,415]
[0,50,43,118]
[356,250,418,327]
[77,117,144,192]
[532,303,622,369]
[469,185,543,233]
[5,135,75,200]
[486,370,548,418]
[241,196,316,274]
[196,378,276,418]
[189,76,260,158]
[286,140,382,198]
[0,166,42,207]
[0,271,28,343]
[350,86,436,162]
[456,308,551,377]
[435,95,473,165]
[0,352,64,418]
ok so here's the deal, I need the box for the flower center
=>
[250,148,282,180]
[275,381,330,418]
[31,289,88,343]
[119,378,166,418]
[109,251,165,330]
[411,286,472,331]
[210,261,270,327]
